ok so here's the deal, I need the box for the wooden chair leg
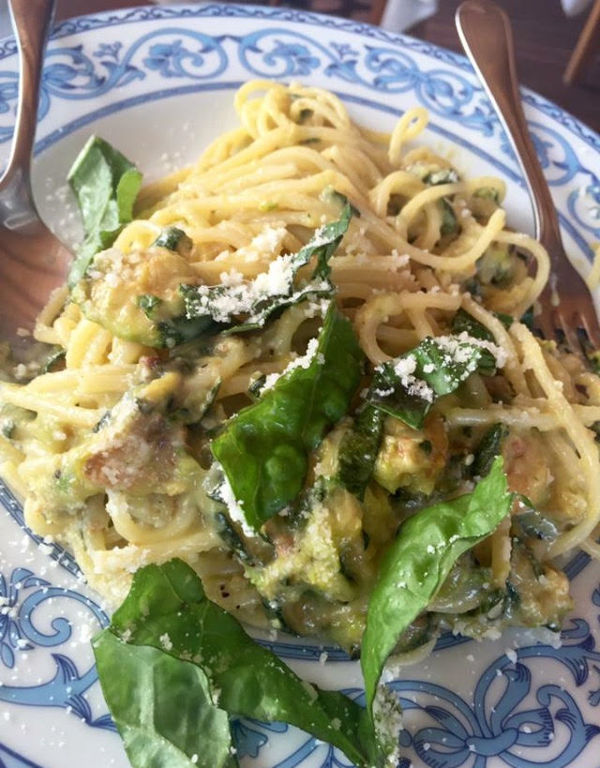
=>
[564,0,600,85]
[369,0,388,26]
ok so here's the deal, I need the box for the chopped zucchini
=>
[439,198,459,237]
[373,415,447,495]
[508,545,572,629]
[512,502,559,542]
[214,510,256,565]
[19,375,202,525]
[473,186,500,203]
[393,614,437,654]
[0,417,14,439]
[71,246,199,347]
[0,403,35,440]
[429,554,493,614]
[476,243,516,286]
[502,431,553,507]
[40,346,66,374]
[248,485,363,605]
[470,186,501,220]
[338,406,384,500]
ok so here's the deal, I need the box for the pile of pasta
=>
[1,80,599,648]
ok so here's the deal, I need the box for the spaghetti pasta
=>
[1,80,598,652]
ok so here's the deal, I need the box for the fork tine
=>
[533,306,555,343]
[555,306,583,355]
[578,306,600,352]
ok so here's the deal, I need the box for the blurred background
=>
[1,0,599,132]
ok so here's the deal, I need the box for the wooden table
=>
[55,0,600,134]
[410,0,600,134]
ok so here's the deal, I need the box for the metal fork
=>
[0,0,71,350]
[456,0,600,353]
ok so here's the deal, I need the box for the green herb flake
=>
[338,405,384,500]
[136,294,163,317]
[153,227,193,255]
[440,199,458,236]
[472,423,508,478]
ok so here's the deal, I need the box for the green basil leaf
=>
[295,200,355,280]
[93,559,373,768]
[361,456,511,716]
[211,304,364,530]
[67,136,142,287]
[218,281,332,335]
[450,309,497,374]
[367,360,431,430]
[180,201,354,334]
[367,334,500,429]
[451,308,495,341]
[94,632,237,768]
[338,405,384,499]
[451,307,514,346]
[471,423,508,478]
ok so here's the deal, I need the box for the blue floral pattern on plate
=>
[0,5,599,767]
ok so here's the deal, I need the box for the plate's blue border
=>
[0,742,46,768]
[0,2,596,258]
[31,84,595,266]
[2,12,600,767]
[0,2,596,153]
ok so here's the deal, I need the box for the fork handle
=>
[455,0,563,253]
[0,0,55,216]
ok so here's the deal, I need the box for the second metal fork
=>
[456,0,600,353]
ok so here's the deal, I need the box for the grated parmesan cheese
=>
[392,356,435,403]
[216,463,256,537]
[236,225,287,262]
[159,633,173,651]
[261,337,320,392]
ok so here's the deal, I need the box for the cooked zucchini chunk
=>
[71,245,199,347]
[373,414,447,495]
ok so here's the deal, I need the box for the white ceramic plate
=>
[1,5,600,768]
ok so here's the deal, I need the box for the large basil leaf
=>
[94,632,237,768]
[367,334,502,429]
[361,456,511,716]
[93,559,374,768]
[211,304,363,530]
[67,136,142,287]
[180,201,355,334]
